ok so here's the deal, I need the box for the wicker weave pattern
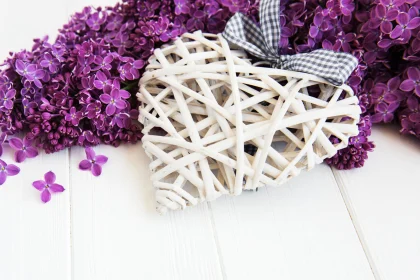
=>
[138,32,361,213]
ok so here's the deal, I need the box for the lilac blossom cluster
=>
[0,0,259,197]
[1,0,418,171]
[325,116,376,170]
[0,0,258,154]
[278,0,419,168]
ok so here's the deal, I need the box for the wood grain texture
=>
[210,164,375,280]
[0,147,71,280]
[333,125,420,280]
[69,144,223,280]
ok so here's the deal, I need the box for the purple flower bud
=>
[58,126,66,134]
[55,144,64,151]
[42,112,52,120]
[41,121,51,132]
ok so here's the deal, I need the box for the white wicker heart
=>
[137,31,361,214]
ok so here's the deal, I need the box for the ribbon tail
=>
[222,13,274,62]
[280,50,358,86]
[259,0,281,54]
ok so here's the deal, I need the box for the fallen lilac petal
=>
[49,184,65,193]
[92,164,102,177]
[9,138,23,150]
[25,147,39,158]
[95,155,108,165]
[79,160,92,170]
[0,172,6,185]
[5,164,20,176]
[44,171,56,185]
[33,180,46,191]
[85,147,96,160]
[15,150,27,163]
[41,189,51,203]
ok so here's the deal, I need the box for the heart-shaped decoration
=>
[137,32,361,214]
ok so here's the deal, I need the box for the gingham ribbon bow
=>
[222,0,358,86]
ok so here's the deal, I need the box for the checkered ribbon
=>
[222,0,358,86]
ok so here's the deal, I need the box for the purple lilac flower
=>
[78,131,97,146]
[173,15,188,35]
[9,137,39,163]
[15,60,45,88]
[371,102,400,123]
[100,89,129,116]
[113,34,134,55]
[374,77,403,104]
[79,147,108,176]
[380,0,404,9]
[400,117,420,137]
[65,107,83,126]
[32,171,65,203]
[204,2,219,17]
[112,110,132,129]
[39,97,54,112]
[186,8,205,31]
[390,13,420,42]
[0,159,20,185]
[93,55,113,71]
[93,71,112,90]
[400,67,420,97]
[154,17,171,41]
[86,100,102,119]
[333,32,356,52]
[138,1,160,18]
[310,13,331,39]
[106,14,123,31]
[174,0,190,15]
[40,53,60,73]
[400,97,420,138]
[322,1,339,19]
[405,97,420,122]
[15,60,36,79]
[370,4,399,34]
[0,76,12,90]
[0,89,16,110]
[339,0,355,16]
[86,12,106,31]
[21,81,34,96]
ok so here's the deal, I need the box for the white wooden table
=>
[1,1,419,279]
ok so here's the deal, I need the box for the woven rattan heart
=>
[137,32,361,213]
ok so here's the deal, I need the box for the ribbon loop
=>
[222,0,358,86]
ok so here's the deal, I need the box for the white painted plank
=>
[0,0,68,60]
[69,144,223,280]
[0,1,71,280]
[210,164,375,280]
[333,124,420,280]
[0,147,71,280]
